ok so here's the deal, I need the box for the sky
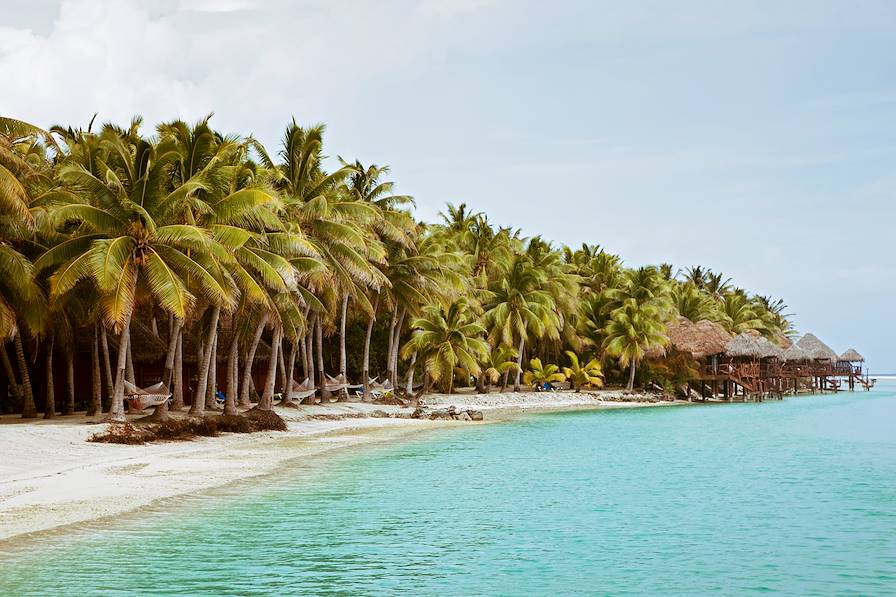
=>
[1,0,895,370]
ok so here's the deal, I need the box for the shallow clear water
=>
[2,383,895,596]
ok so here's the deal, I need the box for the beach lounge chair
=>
[368,378,394,399]
[123,381,171,411]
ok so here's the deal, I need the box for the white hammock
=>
[123,381,171,410]
[288,378,317,401]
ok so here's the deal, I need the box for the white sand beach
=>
[0,391,678,543]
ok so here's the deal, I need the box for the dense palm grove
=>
[0,115,794,421]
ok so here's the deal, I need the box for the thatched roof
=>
[782,343,811,362]
[754,336,785,359]
[776,334,794,349]
[839,348,864,362]
[796,333,838,361]
[725,333,764,358]
[663,317,732,358]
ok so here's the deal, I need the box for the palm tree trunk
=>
[2,342,23,406]
[43,336,55,419]
[172,328,184,409]
[163,318,182,387]
[627,361,636,391]
[205,332,218,410]
[305,323,314,388]
[189,306,220,417]
[15,333,36,418]
[362,293,379,401]
[500,369,509,393]
[385,310,397,385]
[280,339,297,407]
[390,307,407,388]
[405,352,417,395]
[151,314,159,338]
[100,325,114,412]
[125,338,135,384]
[109,311,133,422]
[513,338,525,392]
[277,338,287,394]
[316,315,329,403]
[224,329,241,416]
[338,293,349,384]
[259,325,281,411]
[240,313,268,408]
[89,324,101,416]
[64,348,75,415]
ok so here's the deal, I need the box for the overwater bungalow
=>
[683,326,871,400]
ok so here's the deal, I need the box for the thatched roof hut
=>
[754,336,785,359]
[782,343,811,362]
[661,317,732,358]
[839,348,864,362]
[796,333,838,361]
[725,333,764,358]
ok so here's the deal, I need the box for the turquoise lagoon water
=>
[2,382,895,596]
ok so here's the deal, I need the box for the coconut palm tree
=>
[35,120,235,421]
[481,344,519,394]
[401,299,488,394]
[522,358,566,390]
[562,351,604,392]
[482,253,560,391]
[603,300,669,391]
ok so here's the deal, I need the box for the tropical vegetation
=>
[0,114,795,420]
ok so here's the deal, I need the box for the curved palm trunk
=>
[277,339,287,394]
[513,338,525,392]
[361,293,379,401]
[500,369,509,393]
[109,311,133,423]
[2,342,23,408]
[240,314,268,408]
[63,349,75,415]
[316,315,329,403]
[389,307,407,388]
[259,325,281,411]
[405,352,417,395]
[172,329,184,410]
[15,333,36,418]
[224,329,241,416]
[100,326,114,412]
[627,361,637,391]
[43,336,55,419]
[189,306,220,417]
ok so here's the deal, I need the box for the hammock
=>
[123,381,171,411]
[323,373,349,392]
[288,378,317,401]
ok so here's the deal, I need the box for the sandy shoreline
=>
[0,391,681,543]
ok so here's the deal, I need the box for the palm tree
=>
[562,351,604,391]
[401,299,488,394]
[35,120,235,421]
[481,344,519,393]
[482,254,560,391]
[522,358,566,390]
[603,300,668,391]
[719,290,764,335]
